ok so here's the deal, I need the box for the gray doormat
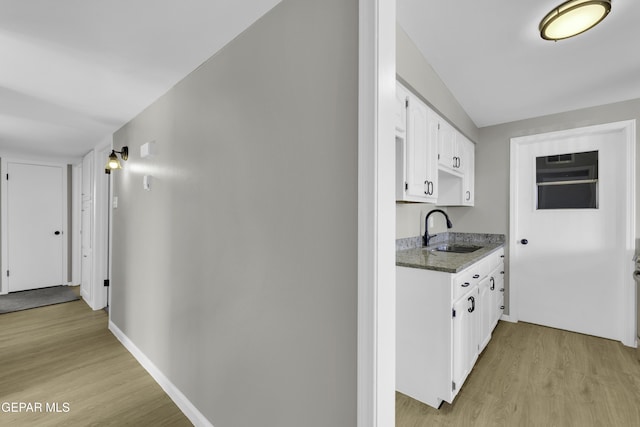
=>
[0,286,79,314]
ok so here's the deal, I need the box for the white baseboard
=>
[500,314,517,323]
[108,320,214,427]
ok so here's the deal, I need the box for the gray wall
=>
[110,1,358,426]
[396,24,479,143]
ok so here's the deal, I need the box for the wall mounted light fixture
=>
[105,146,129,174]
[540,0,611,41]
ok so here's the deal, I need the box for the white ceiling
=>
[2,1,637,160]
[0,0,281,160]
[397,0,640,128]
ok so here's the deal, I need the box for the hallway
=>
[0,298,191,426]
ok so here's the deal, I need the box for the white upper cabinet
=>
[438,132,475,206]
[395,80,475,206]
[425,109,439,201]
[396,82,438,203]
[437,119,460,174]
[459,136,475,206]
[395,83,408,136]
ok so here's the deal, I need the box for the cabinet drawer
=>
[453,265,481,300]
[477,256,491,280]
[486,247,505,272]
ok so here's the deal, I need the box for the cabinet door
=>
[452,286,479,397]
[438,119,458,173]
[405,95,430,201]
[478,276,492,352]
[395,82,409,136]
[460,137,475,206]
[396,82,439,203]
[425,110,439,201]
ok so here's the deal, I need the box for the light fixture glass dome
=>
[540,0,611,41]
[105,150,122,170]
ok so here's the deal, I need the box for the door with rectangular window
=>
[3,161,66,293]
[510,122,635,343]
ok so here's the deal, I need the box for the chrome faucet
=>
[423,209,453,247]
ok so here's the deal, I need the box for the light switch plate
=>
[140,141,156,158]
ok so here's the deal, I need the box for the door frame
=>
[72,163,82,285]
[358,0,396,425]
[509,120,636,347]
[93,141,112,310]
[0,158,69,295]
[76,138,113,310]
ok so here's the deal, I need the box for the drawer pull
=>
[473,274,480,279]
[461,282,471,287]
[500,305,505,310]
[490,277,495,290]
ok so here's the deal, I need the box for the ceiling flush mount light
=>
[539,0,611,41]
[105,146,129,174]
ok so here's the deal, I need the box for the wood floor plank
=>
[397,321,640,427]
[0,296,192,426]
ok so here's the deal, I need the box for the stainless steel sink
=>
[432,244,482,254]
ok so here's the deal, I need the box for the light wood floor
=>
[0,294,192,426]
[397,321,640,427]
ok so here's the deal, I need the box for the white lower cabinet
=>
[396,247,504,408]
[452,286,479,394]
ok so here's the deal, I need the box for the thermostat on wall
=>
[140,141,156,158]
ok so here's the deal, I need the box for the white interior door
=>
[510,123,634,342]
[6,162,66,292]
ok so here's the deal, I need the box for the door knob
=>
[54,231,61,235]
[520,239,528,245]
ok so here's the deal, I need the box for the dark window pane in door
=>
[537,182,597,209]
[536,150,598,209]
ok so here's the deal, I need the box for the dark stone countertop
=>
[396,233,505,273]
